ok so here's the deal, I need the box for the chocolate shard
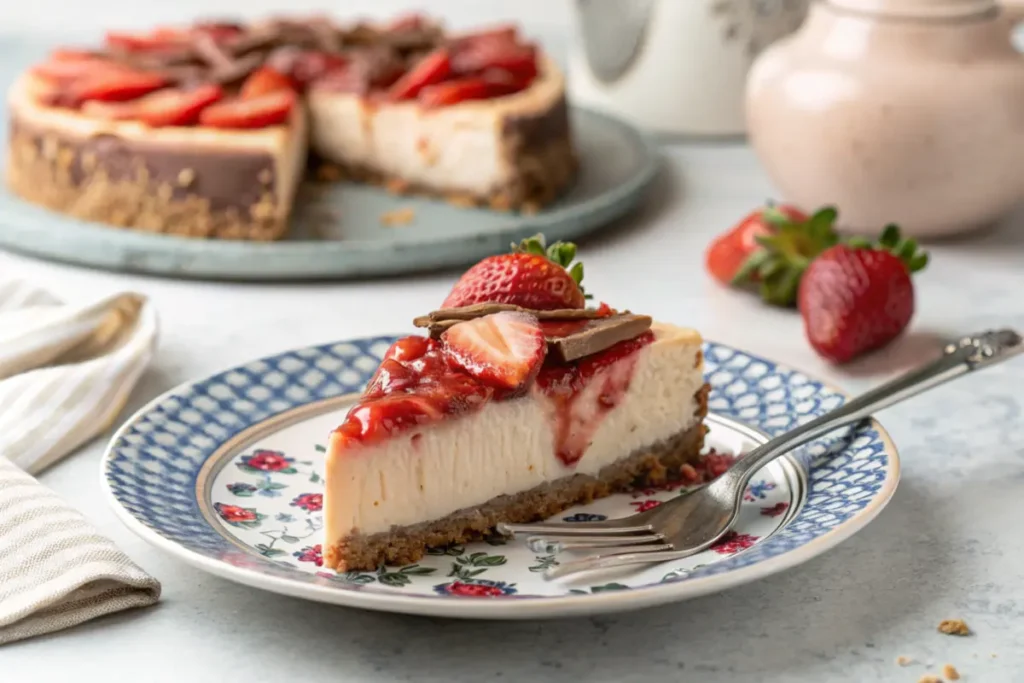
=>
[227,26,284,56]
[306,16,343,53]
[192,32,235,70]
[207,52,265,85]
[414,303,606,326]
[548,314,653,363]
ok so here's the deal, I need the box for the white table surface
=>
[3,142,1024,682]
[3,5,1024,681]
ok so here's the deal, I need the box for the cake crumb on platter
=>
[379,207,416,227]
[315,163,343,183]
[937,619,971,636]
[918,675,942,683]
[942,663,960,680]
[896,655,914,666]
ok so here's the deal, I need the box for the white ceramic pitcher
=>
[566,0,810,137]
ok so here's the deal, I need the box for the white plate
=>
[102,336,900,618]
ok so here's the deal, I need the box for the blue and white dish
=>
[101,337,899,618]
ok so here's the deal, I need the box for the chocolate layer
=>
[6,112,291,240]
[9,116,278,211]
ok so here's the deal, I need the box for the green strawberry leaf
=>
[730,249,771,286]
[879,224,901,248]
[569,262,584,286]
[909,252,929,272]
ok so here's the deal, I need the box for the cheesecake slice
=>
[323,313,708,572]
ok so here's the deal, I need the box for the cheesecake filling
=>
[324,325,704,539]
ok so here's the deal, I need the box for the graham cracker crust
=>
[325,382,710,571]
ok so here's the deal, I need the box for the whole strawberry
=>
[442,234,588,310]
[798,238,925,363]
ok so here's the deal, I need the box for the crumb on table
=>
[315,163,343,183]
[937,619,971,636]
[943,664,960,680]
[896,655,914,666]
[918,675,942,683]
[379,207,416,227]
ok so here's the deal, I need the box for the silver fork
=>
[498,329,1024,580]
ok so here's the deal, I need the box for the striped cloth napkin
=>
[0,279,161,645]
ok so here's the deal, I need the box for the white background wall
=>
[0,0,572,36]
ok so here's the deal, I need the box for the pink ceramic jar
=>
[746,0,1024,238]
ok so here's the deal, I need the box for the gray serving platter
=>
[0,34,660,281]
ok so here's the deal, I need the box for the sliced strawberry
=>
[290,51,349,87]
[480,69,533,96]
[69,69,167,104]
[81,85,223,126]
[31,55,120,83]
[386,48,451,101]
[240,67,295,99]
[418,77,495,107]
[441,311,547,392]
[199,89,295,129]
[140,85,224,126]
[105,27,189,53]
[80,99,135,120]
[451,41,538,80]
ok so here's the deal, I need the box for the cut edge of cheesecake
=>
[322,322,708,572]
[5,74,308,241]
[306,54,576,212]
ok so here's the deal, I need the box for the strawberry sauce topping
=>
[536,330,654,464]
[332,320,653,465]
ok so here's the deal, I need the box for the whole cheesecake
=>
[5,16,577,240]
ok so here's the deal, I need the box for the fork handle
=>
[721,329,1024,492]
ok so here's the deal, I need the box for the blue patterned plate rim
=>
[100,336,901,619]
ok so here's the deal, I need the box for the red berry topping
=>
[199,89,295,129]
[68,68,168,105]
[382,336,436,363]
[240,66,295,99]
[451,39,538,81]
[83,84,223,126]
[441,311,547,392]
[387,48,451,101]
[442,234,588,311]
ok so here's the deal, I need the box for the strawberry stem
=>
[731,204,929,308]
[844,222,929,274]
[512,233,591,299]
